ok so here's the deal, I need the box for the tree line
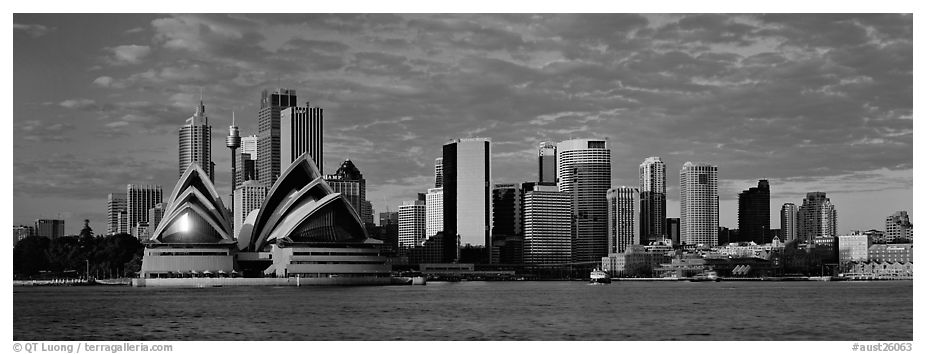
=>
[13,225,144,279]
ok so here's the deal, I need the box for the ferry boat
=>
[590,269,611,284]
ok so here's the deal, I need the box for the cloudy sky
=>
[13,13,912,235]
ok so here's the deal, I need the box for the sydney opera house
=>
[139,153,391,285]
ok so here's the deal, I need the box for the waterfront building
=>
[236,152,389,282]
[797,192,837,242]
[399,200,427,248]
[13,225,34,247]
[142,164,236,278]
[844,261,912,280]
[178,95,214,182]
[538,142,556,185]
[147,203,166,235]
[324,159,367,223]
[127,184,163,239]
[442,138,492,262]
[680,162,719,247]
[280,103,324,172]
[434,157,443,188]
[257,88,298,188]
[607,186,640,254]
[236,135,258,186]
[780,203,797,242]
[666,218,680,245]
[885,211,913,243]
[556,138,611,263]
[34,219,65,239]
[738,180,770,244]
[426,187,444,239]
[107,192,127,235]
[234,181,267,239]
[522,185,572,264]
[639,156,666,243]
[838,234,872,264]
[601,245,672,277]
[868,243,912,263]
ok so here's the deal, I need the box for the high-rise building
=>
[885,211,913,243]
[780,203,797,242]
[226,112,241,206]
[324,159,366,222]
[607,186,640,254]
[639,156,666,243]
[398,200,426,248]
[538,142,556,185]
[107,192,127,235]
[117,211,129,234]
[522,185,572,264]
[127,184,163,239]
[491,183,522,264]
[236,135,258,186]
[556,138,610,263]
[34,219,65,239]
[281,103,324,173]
[434,157,443,188]
[361,200,374,227]
[13,225,34,247]
[426,187,443,239]
[837,234,871,263]
[797,192,837,242]
[178,95,214,182]
[147,203,166,233]
[738,179,770,244]
[442,138,492,262]
[666,218,680,245]
[380,211,398,227]
[680,162,719,247]
[234,180,267,239]
[257,88,298,188]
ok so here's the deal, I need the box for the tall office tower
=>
[556,138,611,263]
[233,180,267,239]
[257,88,298,188]
[780,203,798,242]
[666,218,680,245]
[491,183,522,264]
[398,200,427,248]
[434,157,443,188]
[178,95,214,182]
[380,211,399,227]
[607,186,640,254]
[226,112,241,193]
[324,159,366,221]
[797,192,837,243]
[522,185,572,264]
[34,219,65,239]
[639,156,666,243]
[117,212,129,234]
[107,192,127,235]
[738,179,771,244]
[147,203,166,233]
[885,211,913,243]
[442,138,492,262]
[426,187,444,239]
[538,142,557,185]
[126,184,163,239]
[680,162,719,247]
[236,135,258,186]
[361,200,374,227]
[281,103,324,172]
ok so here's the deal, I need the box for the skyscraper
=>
[797,192,837,243]
[127,184,162,239]
[556,138,610,263]
[281,103,324,172]
[680,162,719,247]
[426,187,443,239]
[178,95,213,182]
[491,183,522,264]
[522,184,572,264]
[434,157,443,188]
[34,219,65,239]
[607,186,640,254]
[639,156,666,243]
[257,88,297,187]
[226,112,241,208]
[442,138,492,262]
[236,135,258,187]
[398,200,426,248]
[885,211,912,243]
[147,203,166,233]
[738,179,770,244]
[538,142,556,185]
[780,203,797,242]
[234,180,267,239]
[324,159,366,222]
[666,218,680,245]
[107,192,126,235]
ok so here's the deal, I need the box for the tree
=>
[13,236,50,277]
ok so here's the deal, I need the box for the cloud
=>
[13,23,54,37]
[16,120,74,142]
[58,98,98,110]
[108,44,151,64]
[92,76,115,87]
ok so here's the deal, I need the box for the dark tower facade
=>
[257,88,297,188]
[738,179,771,244]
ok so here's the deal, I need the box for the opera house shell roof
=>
[238,152,371,252]
[149,163,235,244]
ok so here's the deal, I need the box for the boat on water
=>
[689,270,720,282]
[590,269,611,284]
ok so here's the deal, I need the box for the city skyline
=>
[13,14,912,235]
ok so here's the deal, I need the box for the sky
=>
[12,13,913,235]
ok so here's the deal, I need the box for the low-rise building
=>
[601,245,672,277]
[868,244,912,263]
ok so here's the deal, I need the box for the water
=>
[13,281,912,341]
